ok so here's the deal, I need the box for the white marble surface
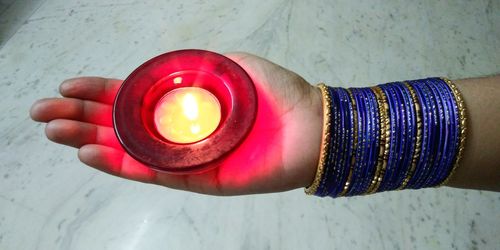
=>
[1,0,499,249]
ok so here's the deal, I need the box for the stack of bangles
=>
[305,77,467,198]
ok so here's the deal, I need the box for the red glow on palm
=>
[109,72,284,194]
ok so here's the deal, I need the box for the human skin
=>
[445,76,500,192]
[30,53,500,195]
[30,53,323,195]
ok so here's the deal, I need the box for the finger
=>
[59,77,122,105]
[78,144,157,183]
[78,145,190,189]
[30,98,112,126]
[45,119,121,149]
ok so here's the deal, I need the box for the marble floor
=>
[1,0,499,249]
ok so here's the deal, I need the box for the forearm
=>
[305,76,500,197]
[446,76,500,191]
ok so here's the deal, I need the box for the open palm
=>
[30,53,322,195]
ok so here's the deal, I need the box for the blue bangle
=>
[340,89,358,195]
[428,78,459,186]
[413,79,440,188]
[307,77,465,198]
[351,88,366,195]
[364,87,382,193]
[392,82,416,189]
[330,88,355,197]
[423,78,447,187]
[325,87,342,196]
[319,86,342,196]
[440,78,460,185]
[346,88,369,196]
[406,80,433,189]
[378,83,400,191]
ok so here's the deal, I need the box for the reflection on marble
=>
[0,0,499,249]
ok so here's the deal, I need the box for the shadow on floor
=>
[0,0,46,48]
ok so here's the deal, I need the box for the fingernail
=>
[59,79,74,94]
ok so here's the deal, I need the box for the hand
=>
[30,53,323,195]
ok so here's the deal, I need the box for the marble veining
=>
[0,0,499,249]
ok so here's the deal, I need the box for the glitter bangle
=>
[398,82,422,189]
[339,89,358,196]
[305,84,331,195]
[438,78,467,186]
[366,86,389,194]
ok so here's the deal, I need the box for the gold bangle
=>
[366,86,390,194]
[398,82,423,190]
[338,89,357,196]
[438,78,467,186]
[305,83,332,195]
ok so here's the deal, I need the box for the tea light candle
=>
[154,87,221,144]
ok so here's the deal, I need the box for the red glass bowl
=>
[113,49,257,173]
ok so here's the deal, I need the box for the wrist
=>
[299,85,324,188]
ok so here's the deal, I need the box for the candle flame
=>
[182,93,199,120]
